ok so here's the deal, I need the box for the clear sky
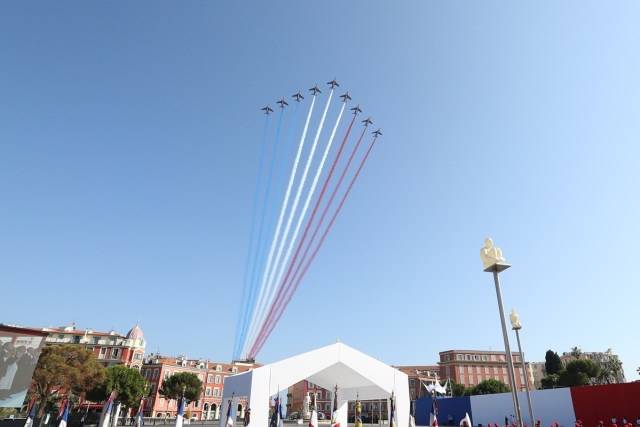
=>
[2,2,639,382]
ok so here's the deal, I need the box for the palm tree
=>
[570,347,582,360]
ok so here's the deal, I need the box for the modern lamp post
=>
[481,238,523,427]
[510,309,535,427]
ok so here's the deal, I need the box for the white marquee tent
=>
[220,342,409,427]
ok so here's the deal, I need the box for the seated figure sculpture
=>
[480,237,506,269]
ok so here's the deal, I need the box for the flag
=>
[100,391,116,427]
[309,394,317,427]
[355,399,362,427]
[331,388,340,427]
[269,398,278,427]
[278,399,284,427]
[243,408,251,427]
[460,413,472,427]
[429,397,438,427]
[434,381,447,395]
[389,393,396,427]
[134,397,146,427]
[175,397,186,427]
[226,399,235,427]
[59,400,69,427]
[24,396,37,427]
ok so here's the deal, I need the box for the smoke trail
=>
[233,113,271,358]
[248,98,348,357]
[240,94,318,358]
[235,107,285,359]
[250,131,379,358]
[243,89,334,356]
[255,113,358,349]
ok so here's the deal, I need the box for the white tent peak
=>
[220,341,409,427]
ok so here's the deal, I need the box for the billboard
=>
[0,325,47,408]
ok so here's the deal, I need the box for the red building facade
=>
[438,349,530,391]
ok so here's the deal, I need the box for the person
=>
[480,238,506,269]
[623,419,627,426]
[303,394,310,416]
[636,417,640,427]
[448,415,454,425]
[613,417,618,425]
[505,417,509,427]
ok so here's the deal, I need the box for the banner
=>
[0,325,47,408]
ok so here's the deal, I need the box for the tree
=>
[30,345,106,417]
[159,372,202,404]
[595,359,622,385]
[467,379,510,395]
[540,374,560,389]
[544,350,563,375]
[558,359,600,387]
[570,347,582,360]
[446,379,467,397]
[87,366,150,409]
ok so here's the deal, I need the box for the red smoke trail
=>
[248,113,358,358]
[249,132,380,358]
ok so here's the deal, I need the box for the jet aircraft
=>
[261,105,274,115]
[327,78,339,89]
[309,85,322,95]
[340,92,352,102]
[292,91,305,102]
[277,98,289,108]
[350,104,362,115]
[362,117,373,126]
[372,129,382,137]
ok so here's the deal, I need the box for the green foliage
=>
[447,379,467,397]
[30,345,106,418]
[159,372,203,403]
[558,359,600,387]
[540,374,559,389]
[87,366,150,409]
[544,350,563,375]
[467,379,510,395]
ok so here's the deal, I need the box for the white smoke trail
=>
[243,90,334,355]
[241,95,317,357]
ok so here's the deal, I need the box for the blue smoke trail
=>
[233,113,271,359]
[236,106,285,359]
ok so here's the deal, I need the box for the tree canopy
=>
[558,359,600,387]
[159,372,202,403]
[87,366,150,409]
[467,379,510,395]
[544,350,563,375]
[30,345,105,417]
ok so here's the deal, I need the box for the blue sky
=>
[2,2,639,382]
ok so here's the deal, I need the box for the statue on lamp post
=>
[480,238,506,270]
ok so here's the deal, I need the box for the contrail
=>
[256,112,359,350]
[235,106,285,359]
[244,90,332,356]
[249,96,348,358]
[241,93,318,357]
[233,112,271,358]
[250,131,380,357]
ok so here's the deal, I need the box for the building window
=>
[484,367,489,374]
[205,388,212,396]
[325,403,330,412]
[326,391,332,400]
[474,355,480,361]
[444,355,450,361]
[213,388,219,397]
[99,348,107,359]
[216,365,222,371]
[456,355,463,361]
[135,353,142,360]
[112,348,120,358]
[499,355,505,361]
[476,366,481,373]
[308,382,313,388]
[445,367,450,376]
[215,375,221,384]
[410,391,415,399]
[153,369,159,379]
[409,379,415,387]
[207,375,213,383]
[144,370,150,379]
[316,392,321,400]
[164,370,171,379]
[515,356,521,362]
[482,355,488,361]
[194,401,199,408]
[231,367,238,373]
[93,337,100,344]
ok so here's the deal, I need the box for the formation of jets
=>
[260,79,381,136]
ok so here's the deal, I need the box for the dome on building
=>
[126,323,144,340]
